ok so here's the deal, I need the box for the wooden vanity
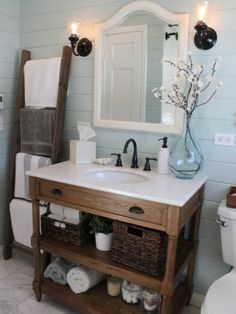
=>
[28,161,206,314]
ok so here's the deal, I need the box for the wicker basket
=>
[41,213,89,246]
[112,221,168,276]
[226,186,236,208]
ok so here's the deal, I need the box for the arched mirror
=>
[94,1,189,133]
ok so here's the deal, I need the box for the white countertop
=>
[26,161,207,207]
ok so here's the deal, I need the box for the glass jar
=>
[107,276,121,297]
[121,280,142,304]
[142,288,161,313]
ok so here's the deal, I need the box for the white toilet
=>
[201,199,236,314]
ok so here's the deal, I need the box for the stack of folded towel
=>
[67,265,105,293]
[43,257,75,285]
[48,203,83,226]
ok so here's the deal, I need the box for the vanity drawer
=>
[37,179,167,229]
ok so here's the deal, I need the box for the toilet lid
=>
[204,269,236,314]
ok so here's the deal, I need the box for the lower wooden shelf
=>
[41,278,144,314]
[40,278,189,314]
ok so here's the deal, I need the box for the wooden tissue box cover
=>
[226,186,236,208]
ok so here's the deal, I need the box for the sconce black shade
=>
[68,34,92,56]
[194,21,217,50]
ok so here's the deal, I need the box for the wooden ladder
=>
[3,46,72,259]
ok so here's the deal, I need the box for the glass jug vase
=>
[169,113,203,179]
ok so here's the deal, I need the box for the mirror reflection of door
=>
[102,25,147,122]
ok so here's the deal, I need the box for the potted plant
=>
[89,215,113,251]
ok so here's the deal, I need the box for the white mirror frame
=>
[94,1,189,134]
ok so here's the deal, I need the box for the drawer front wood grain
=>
[37,179,167,228]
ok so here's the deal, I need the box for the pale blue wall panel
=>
[66,94,93,112]
[203,161,236,185]
[204,181,230,202]
[0,14,18,33]
[200,140,236,163]
[193,118,236,140]
[0,0,19,243]
[0,46,18,62]
[0,0,18,17]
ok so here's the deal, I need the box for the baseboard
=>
[190,292,205,309]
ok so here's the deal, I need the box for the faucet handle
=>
[111,153,123,167]
[143,157,157,171]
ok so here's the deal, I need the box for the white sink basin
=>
[84,168,150,184]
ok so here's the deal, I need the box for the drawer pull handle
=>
[129,206,144,214]
[51,188,63,196]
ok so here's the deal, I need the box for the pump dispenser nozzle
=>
[159,137,168,148]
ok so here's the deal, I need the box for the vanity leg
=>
[161,295,172,314]
[31,198,42,301]
[161,235,178,314]
[186,205,202,304]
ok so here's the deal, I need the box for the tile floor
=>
[0,250,200,314]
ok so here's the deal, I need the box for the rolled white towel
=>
[67,266,104,293]
[44,258,75,285]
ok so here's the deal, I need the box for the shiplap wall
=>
[0,0,231,295]
[0,0,19,239]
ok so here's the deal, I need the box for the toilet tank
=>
[218,200,236,268]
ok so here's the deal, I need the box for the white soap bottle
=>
[157,137,169,174]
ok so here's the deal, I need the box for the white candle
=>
[107,277,121,297]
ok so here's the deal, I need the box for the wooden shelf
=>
[40,238,163,290]
[41,278,190,314]
[40,238,195,291]
[41,278,144,314]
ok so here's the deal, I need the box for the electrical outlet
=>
[0,116,3,131]
[214,133,235,146]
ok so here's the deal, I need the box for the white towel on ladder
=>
[14,152,51,199]
[24,57,61,108]
[10,199,47,247]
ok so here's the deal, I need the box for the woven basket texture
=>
[41,213,89,246]
[112,221,168,276]
[226,186,236,208]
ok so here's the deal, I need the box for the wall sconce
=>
[194,1,217,50]
[68,20,92,57]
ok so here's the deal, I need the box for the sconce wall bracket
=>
[69,34,92,56]
[194,20,217,50]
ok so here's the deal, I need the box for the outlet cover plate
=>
[214,133,235,146]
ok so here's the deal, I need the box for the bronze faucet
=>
[123,138,138,168]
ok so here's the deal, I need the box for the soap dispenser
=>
[158,137,169,174]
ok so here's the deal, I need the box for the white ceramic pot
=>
[95,232,112,251]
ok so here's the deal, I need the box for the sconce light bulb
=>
[198,0,208,20]
[70,22,79,35]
